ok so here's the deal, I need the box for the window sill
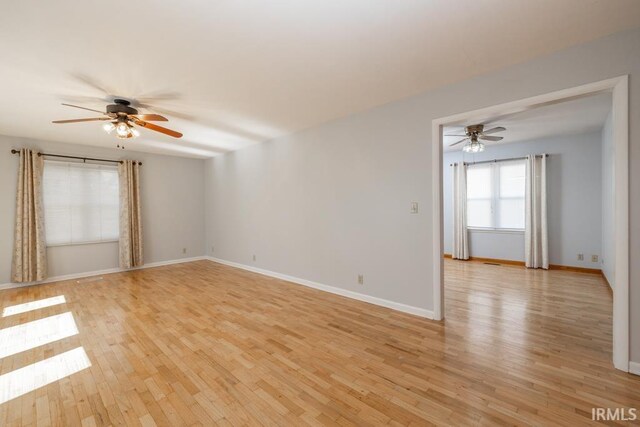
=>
[46,239,119,248]
[468,228,524,235]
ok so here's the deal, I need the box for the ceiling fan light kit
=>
[102,122,115,133]
[462,139,485,153]
[112,118,140,139]
[52,98,183,148]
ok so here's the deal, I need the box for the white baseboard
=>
[0,256,208,291]
[1,254,433,319]
[630,361,640,376]
[206,256,434,319]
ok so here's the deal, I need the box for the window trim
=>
[46,239,119,248]
[467,226,524,234]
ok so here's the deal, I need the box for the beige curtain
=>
[119,160,143,268]
[525,154,548,269]
[12,149,47,282]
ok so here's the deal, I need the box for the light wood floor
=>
[0,260,638,426]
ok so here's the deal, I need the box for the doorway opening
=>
[431,76,629,372]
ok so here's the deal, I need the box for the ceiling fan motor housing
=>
[106,99,138,116]
[465,124,484,135]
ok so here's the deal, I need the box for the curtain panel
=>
[12,149,47,282]
[524,154,548,269]
[452,162,469,260]
[118,160,143,269]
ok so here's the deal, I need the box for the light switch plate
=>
[410,202,419,214]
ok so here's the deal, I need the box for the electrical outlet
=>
[358,274,364,285]
[592,255,599,263]
[253,254,256,261]
[577,253,584,261]
[410,202,419,214]
[182,248,187,254]
[211,246,214,253]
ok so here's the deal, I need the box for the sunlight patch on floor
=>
[2,296,66,317]
[0,312,78,359]
[0,347,91,404]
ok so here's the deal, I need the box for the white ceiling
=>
[1,1,638,158]
[443,92,613,151]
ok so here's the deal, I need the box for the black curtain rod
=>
[10,149,142,165]
[450,154,548,167]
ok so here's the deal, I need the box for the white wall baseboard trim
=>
[629,362,640,376]
[2,254,434,319]
[206,256,434,319]
[0,256,208,291]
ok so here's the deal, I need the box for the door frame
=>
[431,76,630,372]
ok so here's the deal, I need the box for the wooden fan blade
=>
[482,126,506,135]
[61,103,106,114]
[131,114,168,122]
[479,135,503,142]
[445,134,468,137]
[449,137,468,146]
[133,119,182,138]
[52,117,111,124]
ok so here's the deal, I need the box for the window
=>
[466,159,525,230]
[43,161,119,246]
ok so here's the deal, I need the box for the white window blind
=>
[43,161,119,246]
[467,164,493,228]
[466,159,525,230]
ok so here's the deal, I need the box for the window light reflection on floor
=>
[2,296,66,317]
[0,312,78,359]
[0,346,91,404]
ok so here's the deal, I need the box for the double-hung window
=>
[466,159,525,230]
[43,161,120,246]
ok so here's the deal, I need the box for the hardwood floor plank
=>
[0,259,638,425]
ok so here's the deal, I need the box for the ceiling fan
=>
[52,99,183,142]
[447,124,505,153]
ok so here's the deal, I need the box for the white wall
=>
[0,135,206,283]
[204,28,640,363]
[443,132,603,268]
[601,112,615,287]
